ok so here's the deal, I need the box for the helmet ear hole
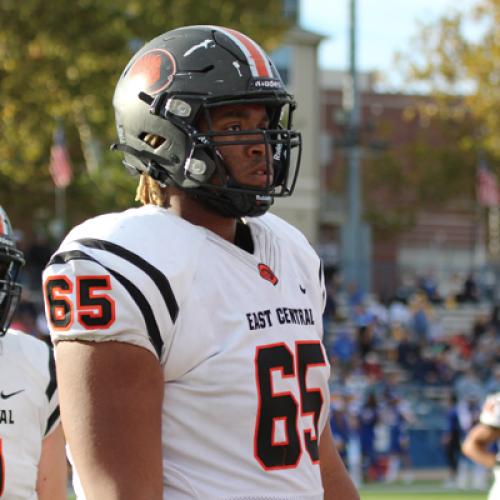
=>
[139,133,167,149]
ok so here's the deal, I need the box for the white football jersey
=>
[0,329,60,500]
[43,205,330,499]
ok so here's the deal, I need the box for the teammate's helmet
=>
[0,207,24,335]
[112,25,302,217]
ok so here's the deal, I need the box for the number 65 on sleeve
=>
[44,275,116,331]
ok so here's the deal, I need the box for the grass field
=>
[361,493,484,499]
[360,489,485,500]
[361,492,484,500]
[359,481,487,500]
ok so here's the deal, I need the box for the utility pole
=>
[342,0,367,291]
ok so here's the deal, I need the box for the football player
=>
[43,25,359,500]
[0,206,67,499]
[462,392,500,500]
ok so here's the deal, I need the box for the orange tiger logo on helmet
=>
[127,48,177,95]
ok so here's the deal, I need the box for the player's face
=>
[200,103,273,189]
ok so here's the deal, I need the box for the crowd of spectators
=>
[323,269,500,487]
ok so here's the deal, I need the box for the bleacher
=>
[434,303,490,338]
[325,299,496,469]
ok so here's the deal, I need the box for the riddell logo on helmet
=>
[251,79,283,90]
[273,143,283,161]
[127,48,177,95]
[258,263,279,286]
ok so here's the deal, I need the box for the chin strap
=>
[188,188,272,218]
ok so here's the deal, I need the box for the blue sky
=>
[299,0,478,88]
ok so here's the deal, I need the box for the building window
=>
[282,0,299,23]
[271,46,291,85]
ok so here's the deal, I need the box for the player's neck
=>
[168,191,237,244]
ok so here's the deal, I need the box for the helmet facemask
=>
[175,96,301,217]
[0,250,24,336]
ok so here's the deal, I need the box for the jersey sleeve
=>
[42,244,170,360]
[479,393,500,428]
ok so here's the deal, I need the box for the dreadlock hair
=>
[135,174,169,207]
[134,133,169,207]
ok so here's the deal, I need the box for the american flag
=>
[477,160,499,207]
[49,127,73,188]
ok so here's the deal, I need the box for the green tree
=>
[362,104,479,236]
[0,0,290,237]
[362,0,499,236]
[397,0,500,163]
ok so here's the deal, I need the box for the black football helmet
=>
[112,25,302,217]
[0,207,25,336]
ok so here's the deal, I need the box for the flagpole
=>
[474,153,486,270]
[489,207,500,257]
[476,151,500,300]
[472,201,481,270]
[49,125,72,241]
[54,186,66,241]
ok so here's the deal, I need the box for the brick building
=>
[318,71,486,300]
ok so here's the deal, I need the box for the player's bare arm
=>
[462,422,500,468]
[55,340,164,500]
[319,424,360,500]
[36,423,67,500]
